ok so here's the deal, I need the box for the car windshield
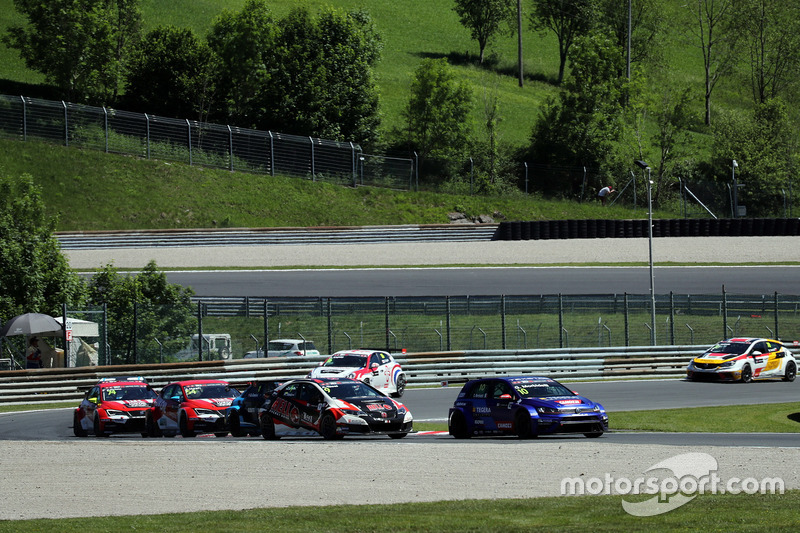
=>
[707,342,749,355]
[183,383,233,399]
[512,381,574,398]
[323,355,366,368]
[268,342,294,351]
[322,382,383,399]
[102,385,153,401]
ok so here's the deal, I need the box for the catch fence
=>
[3,291,799,369]
[0,94,414,190]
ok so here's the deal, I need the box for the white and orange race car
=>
[686,337,797,383]
[307,349,406,397]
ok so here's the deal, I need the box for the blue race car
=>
[448,376,608,439]
[225,380,283,437]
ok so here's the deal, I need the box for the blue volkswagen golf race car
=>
[448,376,608,439]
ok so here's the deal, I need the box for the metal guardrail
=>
[55,224,499,249]
[0,345,702,404]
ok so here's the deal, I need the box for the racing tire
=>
[448,411,470,439]
[214,432,228,438]
[320,413,343,440]
[391,374,407,398]
[740,364,753,383]
[388,432,408,439]
[515,410,532,439]
[179,413,196,438]
[73,412,87,438]
[584,431,604,438]
[229,412,244,437]
[260,414,280,440]
[783,361,797,382]
[146,413,162,438]
[93,415,109,438]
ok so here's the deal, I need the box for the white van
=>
[176,334,232,360]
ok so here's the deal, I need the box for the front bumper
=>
[535,414,608,435]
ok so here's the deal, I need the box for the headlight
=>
[194,408,220,417]
[340,413,368,425]
[105,409,126,418]
[536,406,560,414]
[403,411,413,423]
[687,361,695,369]
[348,373,356,379]
[591,405,600,412]
[719,361,734,368]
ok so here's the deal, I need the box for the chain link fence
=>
[3,292,798,369]
[0,94,414,190]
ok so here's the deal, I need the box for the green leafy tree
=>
[711,99,797,217]
[595,0,664,76]
[529,0,595,85]
[86,261,196,364]
[453,0,516,64]
[4,0,125,103]
[207,0,275,127]
[0,174,85,320]
[124,26,217,121]
[528,32,628,196]
[404,58,473,166]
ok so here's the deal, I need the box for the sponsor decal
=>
[366,404,393,411]
[497,422,513,429]
[473,406,491,414]
[123,400,150,408]
[555,399,582,405]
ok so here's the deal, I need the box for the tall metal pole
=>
[517,0,523,87]
[732,160,739,217]
[647,167,656,345]
[627,0,632,80]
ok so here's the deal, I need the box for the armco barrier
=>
[494,218,800,240]
[0,345,703,404]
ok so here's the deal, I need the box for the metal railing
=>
[0,94,414,190]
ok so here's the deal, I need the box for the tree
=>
[529,0,595,85]
[0,174,85,319]
[404,58,473,165]
[4,0,125,103]
[734,0,800,105]
[595,0,664,77]
[86,261,196,364]
[711,99,797,217]
[124,26,217,121]
[207,0,275,127]
[453,0,516,64]
[684,0,739,126]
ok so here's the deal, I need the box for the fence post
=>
[145,113,150,159]
[228,125,234,171]
[327,298,333,355]
[309,137,315,180]
[624,293,630,346]
[102,302,108,366]
[62,302,69,367]
[446,296,452,351]
[385,297,390,352]
[133,301,138,364]
[197,301,203,361]
[774,291,779,339]
[413,151,419,191]
[268,131,275,176]
[263,299,269,356]
[721,286,728,339]
[103,106,109,152]
[501,295,507,350]
[558,294,564,349]
[186,119,192,165]
[350,142,357,185]
[62,101,68,147]
[20,96,27,141]
[669,292,675,345]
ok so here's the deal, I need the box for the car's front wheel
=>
[388,432,407,439]
[783,361,797,382]
[260,413,279,440]
[740,364,753,383]
[73,412,87,438]
[319,413,343,440]
[515,410,533,438]
[229,411,244,437]
[146,412,162,437]
[391,375,407,398]
[93,415,109,438]
[584,430,604,438]
[448,411,470,439]
[179,412,196,438]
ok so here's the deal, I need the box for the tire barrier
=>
[496,218,800,240]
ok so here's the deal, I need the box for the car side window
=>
[753,341,767,354]
[379,353,390,365]
[89,386,99,402]
[467,382,488,399]
[161,384,175,399]
[369,354,381,367]
[491,381,514,399]
[282,383,299,398]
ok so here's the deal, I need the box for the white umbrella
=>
[0,313,63,337]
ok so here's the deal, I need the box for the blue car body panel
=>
[449,376,608,438]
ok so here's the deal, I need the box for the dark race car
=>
[146,379,239,438]
[73,377,157,438]
[448,376,608,439]
[226,380,283,437]
[258,378,413,440]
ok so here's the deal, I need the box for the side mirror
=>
[88,397,98,404]
[170,395,182,402]
[751,351,762,356]
[371,362,379,373]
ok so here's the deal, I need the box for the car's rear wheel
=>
[783,361,797,382]
[388,432,407,439]
[584,430,604,438]
[448,411,470,439]
[73,412,87,438]
[229,411,244,437]
[93,415,109,438]
[214,432,228,438]
[740,364,753,383]
[320,413,343,440]
[146,412,162,437]
[260,413,280,440]
[391,375,407,398]
[179,413,196,438]
[515,410,532,438]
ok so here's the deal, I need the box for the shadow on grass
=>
[786,412,800,425]
[0,78,62,100]
[413,51,558,86]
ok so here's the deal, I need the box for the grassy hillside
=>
[0,138,674,232]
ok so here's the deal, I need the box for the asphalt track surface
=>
[2,236,796,520]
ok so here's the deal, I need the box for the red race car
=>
[146,379,239,438]
[73,377,157,438]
